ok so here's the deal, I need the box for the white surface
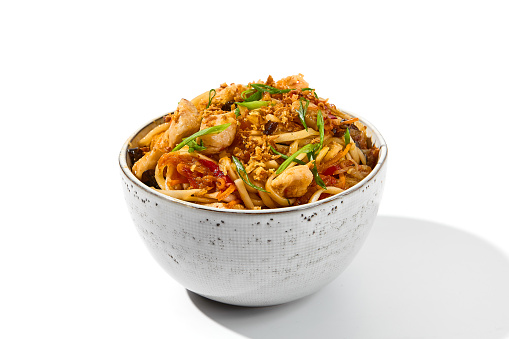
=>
[1,1,508,338]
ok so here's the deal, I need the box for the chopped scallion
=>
[232,156,268,192]
[317,110,324,151]
[236,100,269,110]
[344,127,351,146]
[275,143,316,175]
[270,146,306,165]
[206,89,216,108]
[172,123,231,152]
[297,98,310,131]
[250,83,293,94]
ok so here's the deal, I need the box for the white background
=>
[1,1,508,338]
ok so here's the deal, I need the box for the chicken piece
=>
[165,99,201,148]
[191,84,242,111]
[271,165,313,198]
[291,100,320,130]
[132,99,201,179]
[275,74,309,90]
[212,84,239,106]
[199,112,237,155]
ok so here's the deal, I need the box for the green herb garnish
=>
[232,156,268,192]
[344,127,351,146]
[234,107,240,117]
[273,143,326,189]
[317,110,324,151]
[302,87,318,99]
[206,89,216,108]
[312,166,326,189]
[297,98,310,131]
[250,83,293,94]
[306,150,326,189]
[236,100,269,110]
[187,139,206,153]
[241,88,263,102]
[236,84,292,110]
[172,123,231,152]
[275,143,316,175]
[270,146,306,165]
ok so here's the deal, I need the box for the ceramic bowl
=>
[119,112,387,307]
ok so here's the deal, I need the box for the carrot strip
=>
[339,173,346,189]
[319,144,351,172]
[217,184,237,201]
[216,177,226,190]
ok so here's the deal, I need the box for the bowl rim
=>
[119,110,387,215]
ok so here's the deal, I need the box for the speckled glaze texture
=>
[119,113,387,307]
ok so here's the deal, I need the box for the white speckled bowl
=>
[119,112,387,307]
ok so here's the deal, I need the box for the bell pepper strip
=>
[319,143,351,173]
[177,164,200,188]
[198,159,234,186]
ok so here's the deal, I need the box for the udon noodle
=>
[128,74,379,210]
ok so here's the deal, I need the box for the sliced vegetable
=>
[232,156,268,192]
[198,159,234,185]
[241,88,263,102]
[344,127,351,146]
[206,89,216,108]
[236,100,269,110]
[311,164,326,189]
[234,107,240,117]
[306,149,326,189]
[317,110,324,151]
[172,123,231,152]
[250,83,293,94]
[297,98,310,131]
[322,164,342,176]
[302,87,318,99]
[275,143,317,175]
[187,139,206,153]
[270,146,306,165]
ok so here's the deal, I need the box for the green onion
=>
[232,156,268,192]
[304,146,326,190]
[344,127,351,146]
[301,87,318,99]
[270,146,306,165]
[275,143,316,175]
[273,143,325,189]
[317,110,324,151]
[206,89,216,109]
[187,139,206,153]
[172,123,231,152]
[241,89,262,102]
[250,83,293,94]
[241,88,255,100]
[236,100,269,110]
[234,107,240,117]
[297,98,310,131]
[311,163,326,189]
